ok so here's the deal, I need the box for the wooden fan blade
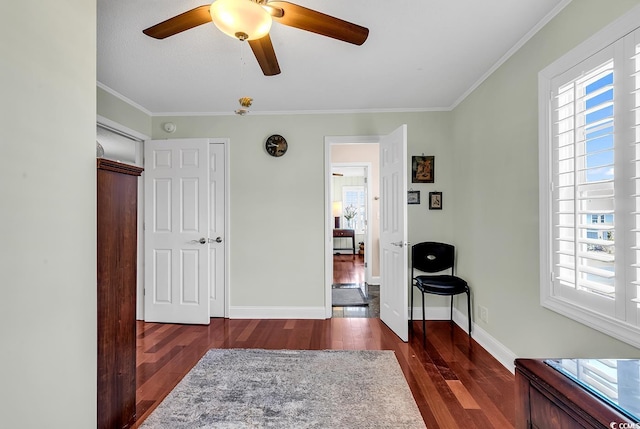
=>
[143,5,212,39]
[268,1,368,46]
[248,34,281,76]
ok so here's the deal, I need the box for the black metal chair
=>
[410,242,471,339]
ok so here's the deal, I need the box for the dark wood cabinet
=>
[333,228,356,254]
[97,159,143,429]
[515,358,634,429]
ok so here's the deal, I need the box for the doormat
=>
[332,287,368,307]
[138,349,426,429]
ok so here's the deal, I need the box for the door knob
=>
[190,237,222,244]
[391,241,404,247]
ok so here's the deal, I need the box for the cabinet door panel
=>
[530,387,586,428]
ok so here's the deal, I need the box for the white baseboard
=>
[411,305,517,373]
[465,320,517,374]
[229,306,326,319]
[229,303,516,372]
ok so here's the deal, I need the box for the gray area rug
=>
[140,349,426,429]
[332,287,368,306]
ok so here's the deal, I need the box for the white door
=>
[144,138,211,324]
[208,143,225,317]
[379,125,409,341]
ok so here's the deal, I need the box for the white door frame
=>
[324,135,382,319]
[210,139,231,318]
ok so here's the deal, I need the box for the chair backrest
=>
[411,242,455,275]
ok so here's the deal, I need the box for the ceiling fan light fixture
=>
[234,96,253,115]
[210,0,272,41]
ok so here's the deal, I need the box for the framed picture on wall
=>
[412,155,434,183]
[428,192,442,210]
[407,190,420,204]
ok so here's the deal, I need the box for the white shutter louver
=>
[631,40,640,310]
[552,58,616,309]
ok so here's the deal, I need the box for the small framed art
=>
[407,190,420,204]
[429,191,442,210]
[412,155,434,183]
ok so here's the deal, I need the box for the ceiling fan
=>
[143,0,369,76]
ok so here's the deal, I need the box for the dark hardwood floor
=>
[132,255,515,428]
[333,253,365,284]
[133,319,515,428]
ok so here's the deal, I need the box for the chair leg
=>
[450,296,454,323]
[421,292,426,343]
[466,290,472,337]
[410,285,414,332]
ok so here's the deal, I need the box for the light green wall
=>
[146,113,453,306]
[97,93,453,308]
[97,86,152,136]
[451,0,640,357]
[1,2,97,428]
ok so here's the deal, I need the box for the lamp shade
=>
[332,201,343,217]
[210,0,272,41]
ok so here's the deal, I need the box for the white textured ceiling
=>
[97,0,569,115]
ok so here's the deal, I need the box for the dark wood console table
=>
[515,358,638,428]
[333,229,356,254]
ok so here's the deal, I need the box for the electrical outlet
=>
[479,306,489,324]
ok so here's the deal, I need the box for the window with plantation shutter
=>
[539,12,640,348]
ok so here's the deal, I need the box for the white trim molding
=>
[229,306,326,320]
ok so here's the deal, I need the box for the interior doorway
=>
[326,140,381,318]
[331,164,377,317]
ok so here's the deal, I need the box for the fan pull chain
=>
[235,41,252,115]
[239,41,246,84]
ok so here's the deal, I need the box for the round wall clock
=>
[265,134,288,157]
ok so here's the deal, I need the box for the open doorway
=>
[328,142,380,318]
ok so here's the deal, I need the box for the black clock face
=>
[265,134,288,157]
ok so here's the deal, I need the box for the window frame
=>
[539,6,640,348]
[341,185,366,234]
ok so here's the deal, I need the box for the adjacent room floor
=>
[332,253,380,318]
